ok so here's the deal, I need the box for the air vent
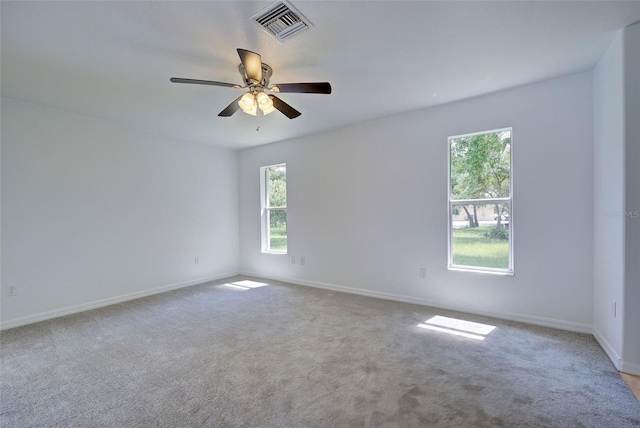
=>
[251,1,313,42]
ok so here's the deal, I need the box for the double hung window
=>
[261,164,287,253]
[448,129,513,274]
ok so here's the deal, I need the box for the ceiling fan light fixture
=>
[257,93,276,115]
[244,103,258,116]
[260,102,276,115]
[238,93,258,116]
[240,92,255,107]
[256,91,270,105]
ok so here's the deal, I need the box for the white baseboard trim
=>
[239,271,593,334]
[592,327,623,370]
[619,361,640,376]
[0,271,239,331]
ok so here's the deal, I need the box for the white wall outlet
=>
[420,268,427,278]
[291,256,296,264]
[300,257,306,266]
[194,256,199,264]
[613,301,617,318]
[6,286,17,297]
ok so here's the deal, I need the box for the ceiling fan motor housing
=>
[239,63,273,89]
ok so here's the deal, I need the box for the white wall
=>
[593,31,625,362]
[592,23,640,375]
[622,22,640,374]
[0,97,240,328]
[239,72,594,332]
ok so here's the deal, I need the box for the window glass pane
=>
[451,202,509,269]
[450,130,511,200]
[267,165,286,208]
[268,210,287,252]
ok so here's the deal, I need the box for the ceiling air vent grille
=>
[251,1,313,42]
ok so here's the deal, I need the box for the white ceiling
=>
[2,1,639,149]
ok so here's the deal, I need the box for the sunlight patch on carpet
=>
[417,316,496,340]
[222,280,270,290]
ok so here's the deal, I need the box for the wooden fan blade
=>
[218,95,244,117]
[272,82,332,94]
[170,78,239,88]
[237,48,262,84]
[271,95,301,119]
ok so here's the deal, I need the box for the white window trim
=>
[260,163,287,254]
[447,127,514,275]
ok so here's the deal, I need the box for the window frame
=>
[260,163,287,254]
[447,128,513,275]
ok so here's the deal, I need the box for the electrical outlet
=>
[300,257,306,266]
[613,301,617,318]
[419,268,426,279]
[6,286,17,297]
[291,256,296,264]
[194,256,199,265]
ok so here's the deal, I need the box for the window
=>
[260,164,287,253]
[448,128,512,274]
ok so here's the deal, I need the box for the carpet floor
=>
[1,276,639,427]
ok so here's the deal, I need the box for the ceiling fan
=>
[170,48,331,119]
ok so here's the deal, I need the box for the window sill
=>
[448,266,514,276]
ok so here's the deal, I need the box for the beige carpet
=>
[1,276,639,427]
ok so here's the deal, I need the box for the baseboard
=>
[619,361,640,376]
[0,271,239,331]
[239,271,593,334]
[592,327,623,370]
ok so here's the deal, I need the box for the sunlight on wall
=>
[417,315,496,340]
